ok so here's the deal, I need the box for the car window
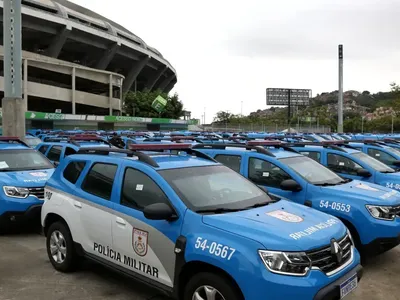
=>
[327,153,363,175]
[63,161,86,184]
[299,151,321,162]
[121,168,170,210]
[38,145,49,154]
[248,158,291,188]
[367,148,397,166]
[214,154,241,172]
[351,152,394,173]
[0,149,54,171]
[64,147,77,157]
[82,163,118,200]
[47,146,62,162]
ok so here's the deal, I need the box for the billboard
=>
[266,88,312,106]
[151,95,168,113]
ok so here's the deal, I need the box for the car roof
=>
[293,144,360,154]
[71,152,219,170]
[202,145,302,159]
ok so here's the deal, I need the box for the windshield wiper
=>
[243,201,272,209]
[314,182,338,186]
[381,170,395,174]
[196,207,242,214]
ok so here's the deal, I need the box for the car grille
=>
[391,206,400,218]
[306,233,352,275]
[28,187,45,200]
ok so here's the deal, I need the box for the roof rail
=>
[344,140,384,147]
[285,141,356,152]
[193,143,276,157]
[247,140,300,154]
[0,136,29,147]
[384,138,400,144]
[77,144,217,167]
[77,147,159,167]
[170,136,196,141]
[227,136,252,141]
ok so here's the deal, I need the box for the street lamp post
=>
[241,101,243,117]
[361,116,365,133]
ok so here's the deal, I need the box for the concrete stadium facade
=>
[0,0,177,116]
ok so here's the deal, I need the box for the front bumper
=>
[363,234,400,256]
[0,203,43,226]
[314,264,363,300]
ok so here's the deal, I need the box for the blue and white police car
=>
[0,137,55,229]
[194,141,400,257]
[41,144,361,300]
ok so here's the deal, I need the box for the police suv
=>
[195,141,400,257]
[41,144,361,300]
[0,137,55,229]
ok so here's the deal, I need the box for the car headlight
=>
[3,186,30,199]
[366,205,396,221]
[258,250,311,276]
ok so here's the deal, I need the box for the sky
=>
[71,0,400,123]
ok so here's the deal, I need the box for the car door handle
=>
[73,201,82,208]
[116,217,126,226]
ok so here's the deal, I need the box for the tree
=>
[213,111,235,124]
[123,90,183,119]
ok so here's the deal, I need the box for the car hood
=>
[322,180,400,205]
[0,169,54,187]
[202,200,346,251]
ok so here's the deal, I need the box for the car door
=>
[110,163,182,288]
[244,155,306,202]
[213,153,243,173]
[74,161,118,262]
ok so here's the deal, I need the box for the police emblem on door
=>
[133,228,148,256]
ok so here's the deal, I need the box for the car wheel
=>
[184,272,243,300]
[46,221,77,272]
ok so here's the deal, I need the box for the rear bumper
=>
[314,264,363,300]
[363,234,400,256]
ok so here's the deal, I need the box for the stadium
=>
[0,0,177,118]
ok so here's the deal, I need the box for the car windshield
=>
[159,165,272,212]
[0,149,54,171]
[388,147,400,157]
[280,156,345,185]
[351,152,395,173]
[25,137,42,147]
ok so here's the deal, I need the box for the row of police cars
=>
[2,129,400,299]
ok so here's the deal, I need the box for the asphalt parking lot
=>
[0,232,399,300]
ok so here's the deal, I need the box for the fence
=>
[203,124,331,133]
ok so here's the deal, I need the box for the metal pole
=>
[361,116,364,133]
[23,59,28,111]
[3,0,25,138]
[204,107,206,125]
[297,116,300,132]
[72,67,76,114]
[275,123,278,132]
[392,113,394,134]
[241,101,243,117]
[287,89,291,133]
[109,74,113,116]
[338,44,344,133]
[119,78,123,115]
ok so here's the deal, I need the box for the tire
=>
[183,272,243,300]
[46,221,77,272]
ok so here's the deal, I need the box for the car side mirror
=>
[280,179,302,192]
[356,168,372,177]
[53,161,60,167]
[393,160,400,167]
[143,203,177,221]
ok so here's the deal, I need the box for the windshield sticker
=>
[0,161,9,169]
[339,162,345,166]
[262,172,270,177]
[290,218,340,240]
[136,184,144,191]
[29,172,47,177]
[380,190,398,199]
[266,210,304,223]
[355,183,379,192]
